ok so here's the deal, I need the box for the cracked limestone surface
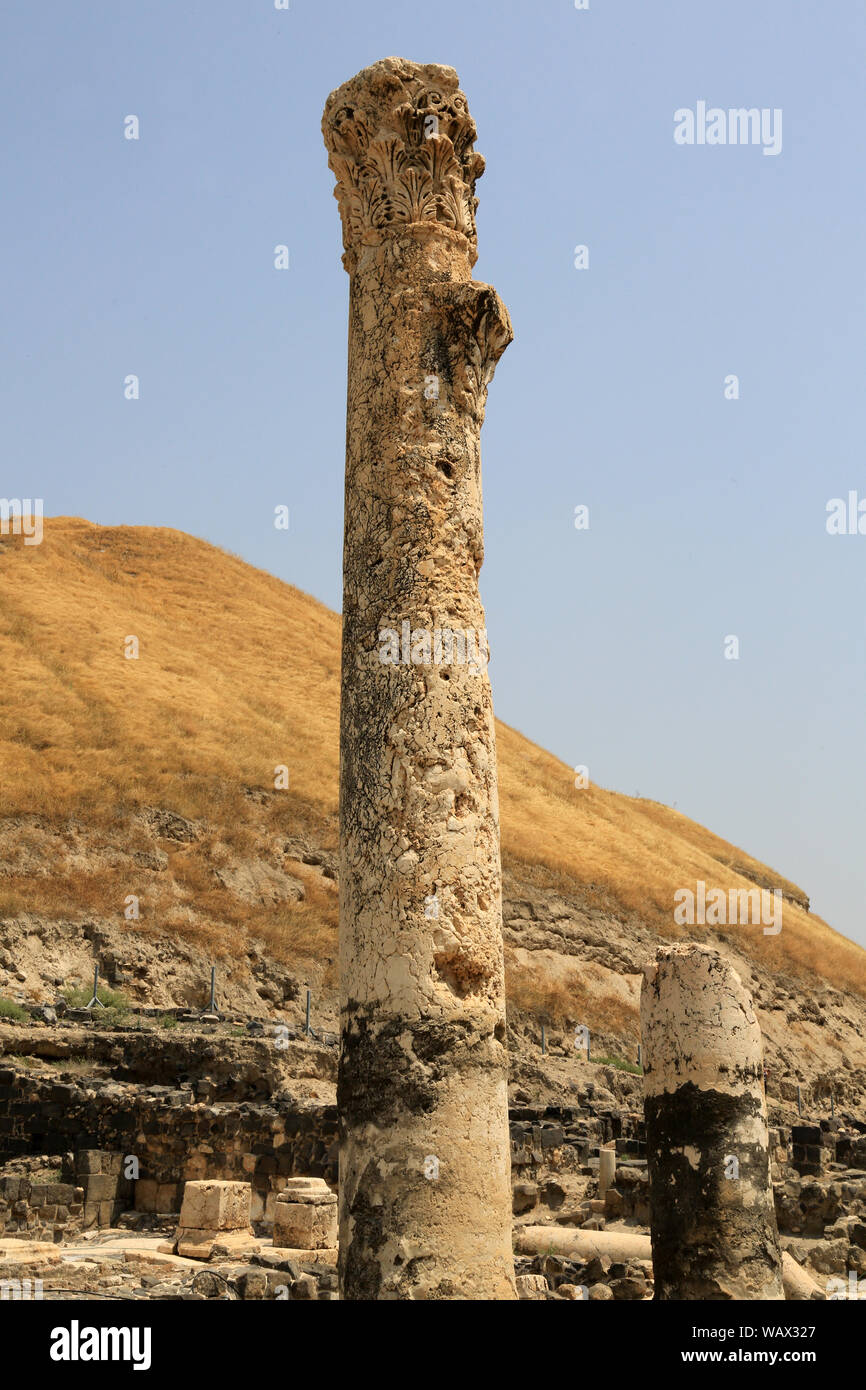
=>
[323,57,516,1299]
[641,944,784,1300]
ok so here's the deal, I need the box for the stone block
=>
[238,1269,269,1300]
[290,1273,318,1300]
[610,1276,647,1300]
[515,1273,548,1300]
[134,1179,158,1213]
[807,1238,849,1276]
[178,1180,250,1232]
[45,1185,76,1206]
[278,1177,335,1205]
[85,1175,118,1202]
[273,1194,336,1251]
[588,1282,614,1300]
[265,1246,336,1267]
[540,1126,564,1149]
[585,1255,611,1282]
[176,1228,259,1261]
[512,1182,538,1215]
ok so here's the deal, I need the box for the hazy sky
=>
[2,1,864,949]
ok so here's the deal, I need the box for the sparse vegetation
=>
[504,949,639,1039]
[594,1055,642,1075]
[0,997,29,1022]
[55,1056,100,1074]
[62,983,129,1016]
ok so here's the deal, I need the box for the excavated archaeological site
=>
[2,58,865,1306]
[0,976,864,1302]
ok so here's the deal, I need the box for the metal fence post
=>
[85,965,105,1011]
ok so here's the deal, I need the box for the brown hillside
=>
[0,517,864,1078]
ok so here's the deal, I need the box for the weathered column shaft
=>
[640,944,784,1300]
[323,58,516,1300]
[598,1146,616,1198]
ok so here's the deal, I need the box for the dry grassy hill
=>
[1,518,864,1095]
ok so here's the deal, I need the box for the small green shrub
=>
[62,984,130,1016]
[594,1055,642,1075]
[0,997,29,1022]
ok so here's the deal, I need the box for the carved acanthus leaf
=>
[323,61,486,270]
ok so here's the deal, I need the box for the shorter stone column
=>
[598,1147,616,1199]
[640,944,784,1300]
[174,1179,255,1260]
[273,1177,337,1252]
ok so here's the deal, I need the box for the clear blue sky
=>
[2,1,864,948]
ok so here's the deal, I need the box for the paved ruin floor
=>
[2,1015,864,1302]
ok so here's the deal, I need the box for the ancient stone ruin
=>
[174,1179,254,1260]
[273,1176,337,1255]
[640,944,785,1299]
[1,997,864,1301]
[321,56,516,1301]
[0,57,865,1317]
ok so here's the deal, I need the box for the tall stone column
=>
[322,58,516,1300]
[641,944,784,1300]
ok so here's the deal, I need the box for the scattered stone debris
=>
[1,1008,863,1301]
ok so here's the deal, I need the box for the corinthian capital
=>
[322,57,486,273]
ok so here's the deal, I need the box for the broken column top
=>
[277,1177,336,1205]
[322,56,486,274]
[641,943,765,1100]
